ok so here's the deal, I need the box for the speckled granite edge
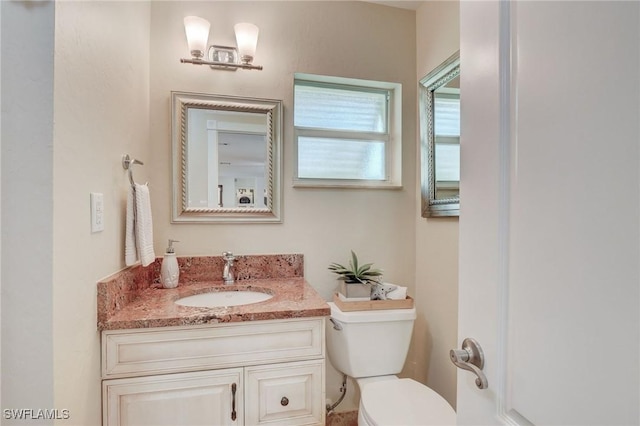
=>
[177,253,304,283]
[97,262,160,326]
[97,254,309,329]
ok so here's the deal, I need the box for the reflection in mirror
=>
[434,75,460,200]
[172,92,282,223]
[186,109,267,209]
[419,51,460,217]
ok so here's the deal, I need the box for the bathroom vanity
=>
[97,254,330,426]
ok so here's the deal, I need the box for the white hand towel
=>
[387,285,408,300]
[133,183,155,267]
[125,186,138,266]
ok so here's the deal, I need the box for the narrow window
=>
[434,93,460,184]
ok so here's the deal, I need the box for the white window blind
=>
[435,142,460,182]
[434,93,460,183]
[294,83,388,133]
[297,137,385,180]
[434,94,460,137]
[293,74,401,187]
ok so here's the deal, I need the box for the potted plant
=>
[328,250,383,299]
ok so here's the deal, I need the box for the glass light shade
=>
[184,16,210,58]
[234,23,259,63]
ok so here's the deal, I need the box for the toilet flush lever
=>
[450,338,488,390]
[329,318,343,331]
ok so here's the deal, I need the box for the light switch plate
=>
[90,192,104,233]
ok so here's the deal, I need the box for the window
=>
[293,73,402,187]
[434,93,460,183]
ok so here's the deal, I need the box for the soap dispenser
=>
[160,239,180,289]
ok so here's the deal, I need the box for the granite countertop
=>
[98,277,330,331]
[97,254,330,331]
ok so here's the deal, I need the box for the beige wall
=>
[412,0,460,409]
[53,2,151,424]
[48,1,416,422]
[149,1,416,411]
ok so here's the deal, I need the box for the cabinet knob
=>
[280,397,289,406]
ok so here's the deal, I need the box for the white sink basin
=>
[175,291,273,308]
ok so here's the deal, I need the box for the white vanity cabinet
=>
[101,317,325,426]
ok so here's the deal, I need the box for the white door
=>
[457,1,639,424]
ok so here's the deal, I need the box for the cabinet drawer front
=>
[245,360,325,426]
[102,318,324,378]
[103,368,243,426]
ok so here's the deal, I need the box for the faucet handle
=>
[222,252,236,284]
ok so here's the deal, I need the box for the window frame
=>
[293,73,402,188]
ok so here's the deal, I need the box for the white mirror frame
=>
[171,92,282,223]
[419,51,460,218]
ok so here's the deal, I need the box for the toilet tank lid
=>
[328,302,416,323]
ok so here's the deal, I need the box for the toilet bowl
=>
[326,302,456,426]
[358,377,455,426]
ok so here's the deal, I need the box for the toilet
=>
[326,302,456,426]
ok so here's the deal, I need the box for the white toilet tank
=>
[326,302,416,378]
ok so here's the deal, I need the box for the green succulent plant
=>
[328,250,383,285]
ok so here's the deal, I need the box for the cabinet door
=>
[245,360,324,426]
[103,368,243,426]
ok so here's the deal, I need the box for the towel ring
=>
[122,154,144,187]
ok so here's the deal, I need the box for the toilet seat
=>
[359,378,456,426]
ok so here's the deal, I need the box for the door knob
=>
[450,338,488,389]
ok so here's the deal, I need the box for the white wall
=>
[149,1,416,411]
[52,2,151,424]
[1,1,55,423]
[413,0,460,409]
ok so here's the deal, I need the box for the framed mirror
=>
[419,51,460,217]
[171,92,282,223]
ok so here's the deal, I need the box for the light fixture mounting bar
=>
[180,58,263,70]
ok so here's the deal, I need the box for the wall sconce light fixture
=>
[180,16,263,71]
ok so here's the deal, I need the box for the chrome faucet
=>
[222,252,236,284]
